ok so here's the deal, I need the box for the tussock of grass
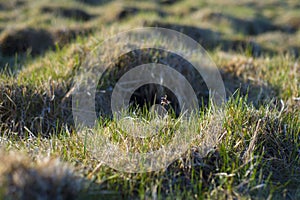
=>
[0,150,82,200]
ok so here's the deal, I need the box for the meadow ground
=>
[0,0,299,199]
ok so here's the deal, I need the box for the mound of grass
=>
[40,6,94,21]
[0,150,82,199]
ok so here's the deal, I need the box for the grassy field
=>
[0,0,299,199]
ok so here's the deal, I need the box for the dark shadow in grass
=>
[201,12,297,35]
[115,7,140,21]
[75,0,113,6]
[144,21,222,50]
[144,21,276,57]
[94,48,275,120]
[0,28,55,74]
[159,0,181,5]
[0,28,54,57]
[95,48,210,118]
[41,6,95,21]
[110,7,166,22]
[0,27,93,57]
[0,26,93,74]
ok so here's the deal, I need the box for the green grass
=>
[0,0,299,199]
[0,94,298,199]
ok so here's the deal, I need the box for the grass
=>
[0,94,298,199]
[0,0,299,199]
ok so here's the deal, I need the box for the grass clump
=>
[0,150,82,200]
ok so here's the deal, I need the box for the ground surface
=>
[0,0,299,199]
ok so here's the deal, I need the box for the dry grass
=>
[0,150,82,200]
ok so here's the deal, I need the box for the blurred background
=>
[0,0,299,62]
